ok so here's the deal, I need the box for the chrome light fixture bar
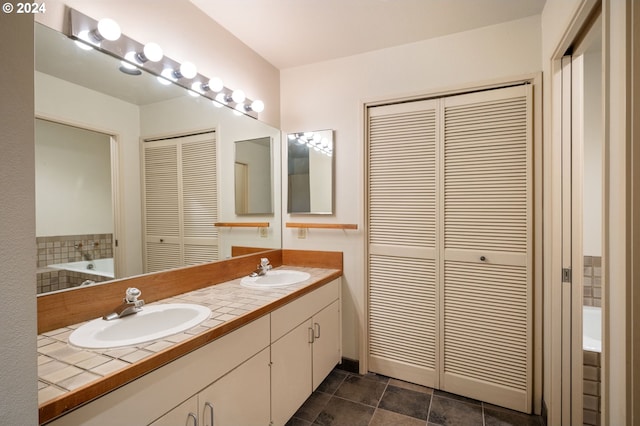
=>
[69,8,264,119]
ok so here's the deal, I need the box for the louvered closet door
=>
[143,133,219,273]
[181,134,219,265]
[367,99,439,387]
[143,140,182,272]
[440,85,532,412]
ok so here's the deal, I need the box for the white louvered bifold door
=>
[142,132,219,273]
[181,135,219,265]
[440,85,532,412]
[367,100,439,387]
[143,140,182,273]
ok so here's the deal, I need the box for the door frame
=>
[34,113,124,279]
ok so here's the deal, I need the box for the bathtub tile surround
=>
[583,351,602,426]
[288,368,544,426]
[36,234,113,293]
[583,256,602,307]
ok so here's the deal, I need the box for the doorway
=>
[34,118,120,292]
[559,11,604,425]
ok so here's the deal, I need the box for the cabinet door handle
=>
[314,322,321,339]
[204,402,214,426]
[308,327,315,343]
[187,412,198,426]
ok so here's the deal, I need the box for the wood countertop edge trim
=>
[38,270,342,424]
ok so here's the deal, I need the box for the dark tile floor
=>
[287,368,544,426]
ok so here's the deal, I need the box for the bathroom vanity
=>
[37,250,342,425]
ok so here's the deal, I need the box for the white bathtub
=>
[48,258,114,279]
[583,306,602,353]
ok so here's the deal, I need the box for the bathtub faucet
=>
[103,287,145,321]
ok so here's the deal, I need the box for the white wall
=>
[0,12,38,426]
[35,119,113,237]
[35,71,142,277]
[280,16,542,361]
[35,0,280,128]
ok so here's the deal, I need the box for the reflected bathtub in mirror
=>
[287,130,334,214]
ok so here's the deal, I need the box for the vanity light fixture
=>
[69,8,265,119]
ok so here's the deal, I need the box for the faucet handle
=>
[260,258,270,267]
[125,287,141,303]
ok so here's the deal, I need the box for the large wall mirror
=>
[287,130,334,214]
[35,22,281,295]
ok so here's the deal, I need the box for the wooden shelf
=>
[214,222,270,228]
[286,222,358,230]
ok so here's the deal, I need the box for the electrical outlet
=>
[259,227,268,238]
[297,228,307,239]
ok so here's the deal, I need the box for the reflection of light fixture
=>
[289,131,333,156]
[215,92,228,105]
[74,31,95,50]
[119,58,142,75]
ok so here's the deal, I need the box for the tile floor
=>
[287,368,544,426]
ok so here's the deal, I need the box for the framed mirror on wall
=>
[34,22,282,294]
[287,130,334,214]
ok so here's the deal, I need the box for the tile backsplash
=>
[36,234,113,294]
[583,256,602,307]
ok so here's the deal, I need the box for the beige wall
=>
[35,0,281,128]
[0,12,38,426]
[280,15,542,362]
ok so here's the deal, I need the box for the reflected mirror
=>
[235,137,273,215]
[287,130,334,214]
[35,22,281,294]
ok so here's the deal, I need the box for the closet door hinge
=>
[562,268,572,283]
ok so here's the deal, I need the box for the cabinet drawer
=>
[271,278,340,343]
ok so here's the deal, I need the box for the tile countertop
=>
[37,265,341,420]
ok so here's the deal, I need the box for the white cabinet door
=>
[312,299,341,390]
[271,319,313,426]
[199,348,271,426]
[150,395,198,426]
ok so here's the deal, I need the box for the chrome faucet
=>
[103,287,145,321]
[250,258,272,277]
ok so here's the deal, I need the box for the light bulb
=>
[188,89,200,97]
[143,42,163,62]
[231,90,246,103]
[120,58,138,71]
[97,18,121,41]
[75,30,96,49]
[235,103,246,113]
[251,100,265,113]
[215,93,227,104]
[157,68,175,85]
[288,134,296,140]
[191,82,204,94]
[212,99,223,108]
[124,51,142,67]
[179,62,197,79]
[209,77,224,92]
[304,132,314,138]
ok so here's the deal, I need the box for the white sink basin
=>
[241,269,311,288]
[69,303,211,349]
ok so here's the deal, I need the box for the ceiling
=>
[190,0,546,69]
